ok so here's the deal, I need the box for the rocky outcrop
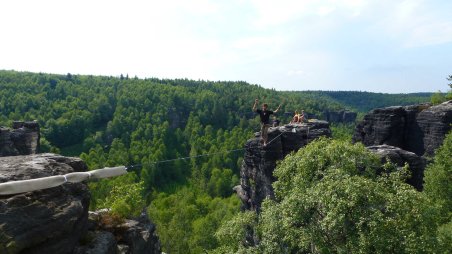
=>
[76,231,117,254]
[353,101,452,156]
[239,121,331,212]
[0,153,161,254]
[0,121,40,156]
[323,110,357,123]
[0,153,90,254]
[83,210,161,254]
[367,145,426,190]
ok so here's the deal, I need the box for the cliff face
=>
[351,101,452,190]
[323,110,357,123]
[239,121,331,212]
[353,101,452,156]
[0,121,40,156]
[0,153,90,254]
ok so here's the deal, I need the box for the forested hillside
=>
[301,91,432,112]
[0,70,441,253]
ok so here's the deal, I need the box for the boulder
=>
[0,153,90,254]
[367,145,426,190]
[239,121,331,212]
[353,101,452,156]
[0,121,40,156]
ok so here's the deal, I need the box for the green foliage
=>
[211,211,258,254]
[216,138,443,253]
[88,173,139,211]
[424,131,452,223]
[148,187,241,253]
[330,123,355,141]
[424,130,452,253]
[431,75,452,103]
[431,90,447,105]
[39,137,60,154]
[272,138,380,199]
[207,168,239,197]
[437,221,452,253]
[99,180,145,218]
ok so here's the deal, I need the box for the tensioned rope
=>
[124,129,288,170]
[0,127,299,195]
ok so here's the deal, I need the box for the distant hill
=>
[301,91,432,112]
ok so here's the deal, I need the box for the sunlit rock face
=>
[0,153,90,254]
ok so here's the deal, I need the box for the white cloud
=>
[374,0,452,48]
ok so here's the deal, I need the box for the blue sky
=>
[1,0,451,93]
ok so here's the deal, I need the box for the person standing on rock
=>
[253,99,281,146]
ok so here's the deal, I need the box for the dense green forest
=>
[0,70,447,253]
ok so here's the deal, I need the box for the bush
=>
[98,180,145,218]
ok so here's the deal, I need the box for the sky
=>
[1,0,451,93]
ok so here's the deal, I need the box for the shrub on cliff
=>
[98,180,145,218]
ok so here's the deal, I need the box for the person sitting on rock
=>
[272,115,281,127]
[253,99,281,146]
[291,111,301,124]
[299,110,306,123]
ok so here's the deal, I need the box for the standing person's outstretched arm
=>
[274,104,282,113]
[253,99,258,112]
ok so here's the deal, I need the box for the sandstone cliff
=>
[353,101,452,156]
[323,110,357,123]
[0,121,40,156]
[0,153,90,254]
[367,145,426,190]
[239,121,331,212]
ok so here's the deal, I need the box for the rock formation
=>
[0,153,90,254]
[0,153,161,254]
[239,120,331,212]
[0,121,40,156]
[367,145,426,190]
[76,210,161,254]
[238,101,450,211]
[353,101,452,156]
[323,110,357,123]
